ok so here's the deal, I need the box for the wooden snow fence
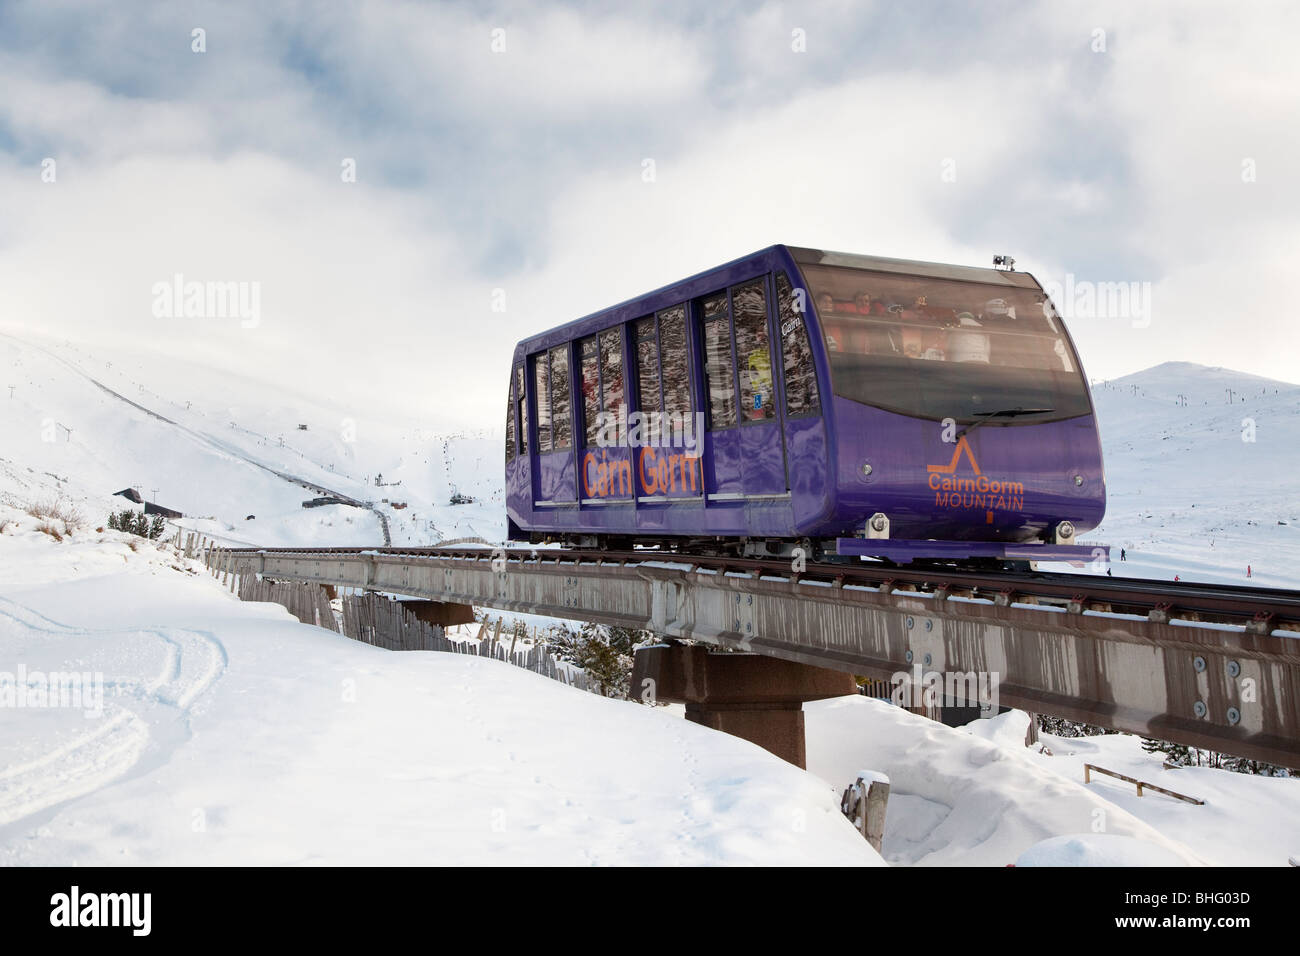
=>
[209,546,607,697]
[336,599,605,697]
[339,591,445,651]
[440,619,601,696]
[238,576,339,632]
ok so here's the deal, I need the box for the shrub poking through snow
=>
[107,509,166,540]
[547,622,655,700]
[1037,715,1117,738]
[1139,737,1292,776]
[25,496,83,528]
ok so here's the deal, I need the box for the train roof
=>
[785,246,1043,288]
[514,244,1045,357]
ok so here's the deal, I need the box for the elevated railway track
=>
[213,544,1300,767]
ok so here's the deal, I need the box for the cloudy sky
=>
[1,1,1296,428]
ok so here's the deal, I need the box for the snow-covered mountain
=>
[0,329,504,548]
[1085,361,1300,587]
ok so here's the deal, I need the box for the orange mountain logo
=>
[927,435,981,475]
[927,436,1023,518]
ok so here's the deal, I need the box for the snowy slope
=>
[0,329,505,547]
[805,698,1209,866]
[5,499,1297,866]
[806,699,1300,866]
[1078,362,1300,587]
[0,504,878,866]
[966,711,1300,867]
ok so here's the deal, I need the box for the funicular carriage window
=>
[701,293,736,429]
[635,317,661,412]
[505,374,516,462]
[599,328,624,417]
[776,272,820,416]
[533,353,551,453]
[657,305,690,420]
[516,365,527,453]
[634,317,661,443]
[731,280,775,423]
[550,345,572,450]
[580,336,600,446]
[799,262,1092,423]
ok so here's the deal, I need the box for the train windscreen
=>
[798,264,1092,423]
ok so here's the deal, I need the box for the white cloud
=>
[1,0,1297,438]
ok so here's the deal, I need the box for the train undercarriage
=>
[529,532,1056,572]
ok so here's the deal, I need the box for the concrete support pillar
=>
[631,644,857,768]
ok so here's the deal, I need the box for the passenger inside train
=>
[808,270,1071,372]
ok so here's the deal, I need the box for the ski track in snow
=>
[0,711,149,827]
[0,596,227,827]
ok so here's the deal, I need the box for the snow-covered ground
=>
[6,505,1298,866]
[966,712,1300,867]
[806,699,1299,866]
[0,504,878,865]
[1062,361,1300,588]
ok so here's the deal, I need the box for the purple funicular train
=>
[504,245,1106,567]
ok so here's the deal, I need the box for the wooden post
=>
[1025,713,1039,747]
[840,772,890,853]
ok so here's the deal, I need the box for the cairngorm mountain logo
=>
[927,436,1024,518]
